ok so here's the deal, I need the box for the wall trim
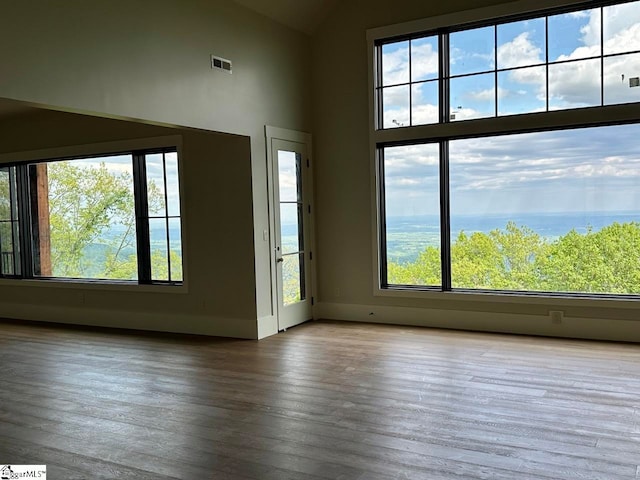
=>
[314,302,640,343]
[257,314,278,339]
[0,303,257,339]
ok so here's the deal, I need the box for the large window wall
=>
[373,0,640,297]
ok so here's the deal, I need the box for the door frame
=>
[265,126,316,331]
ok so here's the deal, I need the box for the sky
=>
[381,1,640,217]
[72,153,180,216]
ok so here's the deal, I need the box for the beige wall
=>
[0,0,313,337]
[0,110,257,337]
[311,0,640,342]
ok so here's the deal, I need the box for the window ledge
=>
[375,286,640,310]
[0,278,188,294]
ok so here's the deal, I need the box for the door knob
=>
[276,257,284,263]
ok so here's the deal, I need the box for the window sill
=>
[375,286,640,309]
[0,277,188,294]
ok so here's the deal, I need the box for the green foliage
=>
[388,221,640,295]
[48,161,137,279]
[47,161,180,281]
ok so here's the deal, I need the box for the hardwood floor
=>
[0,319,638,479]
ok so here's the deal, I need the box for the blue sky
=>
[384,123,640,217]
[74,152,181,219]
[382,2,640,217]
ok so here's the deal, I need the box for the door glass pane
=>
[383,143,441,287]
[450,26,495,76]
[604,53,640,105]
[165,152,181,217]
[282,254,305,305]
[280,203,301,254]
[450,72,496,121]
[278,151,300,202]
[145,153,166,217]
[149,217,169,281]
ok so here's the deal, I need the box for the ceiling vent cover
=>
[211,55,232,74]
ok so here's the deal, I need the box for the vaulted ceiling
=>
[232,0,340,35]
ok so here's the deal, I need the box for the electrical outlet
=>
[549,310,564,324]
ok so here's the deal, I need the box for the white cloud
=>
[411,42,439,81]
[382,44,409,85]
[497,32,543,68]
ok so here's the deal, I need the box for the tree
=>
[387,221,640,295]
[537,223,640,294]
[45,161,169,280]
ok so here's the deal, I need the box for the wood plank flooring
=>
[0,319,639,479]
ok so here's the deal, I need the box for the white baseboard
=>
[314,302,640,343]
[0,303,257,339]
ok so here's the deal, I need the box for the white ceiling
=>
[232,0,339,35]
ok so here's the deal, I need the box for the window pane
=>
[149,217,169,281]
[0,169,10,221]
[604,53,640,105]
[280,203,302,254]
[449,124,640,294]
[548,9,601,62]
[282,254,304,305]
[383,144,441,287]
[549,59,601,110]
[411,81,439,125]
[0,222,14,275]
[382,85,410,128]
[411,36,439,82]
[450,72,495,121]
[382,41,409,86]
[145,153,166,217]
[603,1,640,55]
[450,26,495,76]
[497,18,546,70]
[168,217,183,282]
[165,152,181,217]
[277,151,300,202]
[498,65,546,115]
[33,156,137,280]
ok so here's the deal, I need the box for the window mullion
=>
[133,152,152,284]
[439,32,450,124]
[378,148,389,288]
[439,140,451,291]
[15,164,33,278]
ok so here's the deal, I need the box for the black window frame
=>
[373,0,640,299]
[0,146,183,286]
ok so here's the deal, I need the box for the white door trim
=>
[265,126,316,331]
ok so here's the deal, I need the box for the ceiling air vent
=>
[630,77,639,88]
[211,55,232,74]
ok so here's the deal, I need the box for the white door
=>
[271,137,313,331]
